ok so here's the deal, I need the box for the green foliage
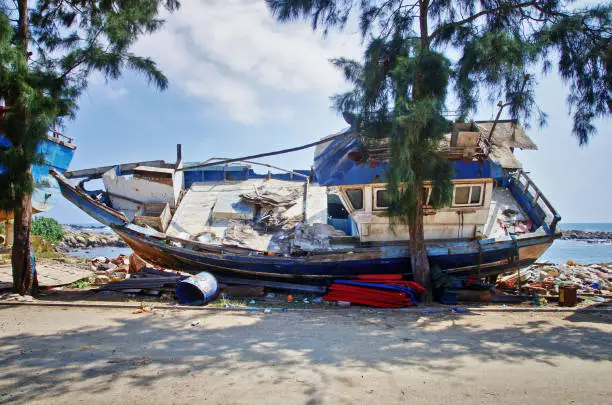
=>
[268,0,611,143]
[0,0,180,211]
[268,0,610,286]
[71,278,93,289]
[2,0,179,292]
[31,216,64,243]
[331,39,455,224]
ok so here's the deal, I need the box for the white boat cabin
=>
[335,179,494,242]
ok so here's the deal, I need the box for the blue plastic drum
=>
[175,272,218,305]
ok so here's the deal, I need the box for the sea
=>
[63,222,612,264]
[63,224,132,259]
[539,223,612,264]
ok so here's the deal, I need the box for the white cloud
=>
[104,86,129,100]
[133,0,361,125]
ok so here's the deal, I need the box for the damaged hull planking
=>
[112,223,557,283]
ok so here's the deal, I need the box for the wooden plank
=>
[216,277,327,293]
[64,160,166,179]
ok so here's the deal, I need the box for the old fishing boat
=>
[1,130,76,230]
[52,120,561,282]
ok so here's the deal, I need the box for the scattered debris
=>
[133,303,154,314]
[496,262,612,299]
[0,293,35,302]
[94,275,111,285]
[222,285,265,298]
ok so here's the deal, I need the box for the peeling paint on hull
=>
[114,225,556,282]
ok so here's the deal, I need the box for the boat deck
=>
[165,179,328,252]
[485,187,530,238]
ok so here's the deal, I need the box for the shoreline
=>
[55,226,611,264]
[561,230,612,243]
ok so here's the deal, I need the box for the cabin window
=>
[470,185,482,204]
[374,189,389,209]
[453,184,483,206]
[454,186,470,205]
[345,189,363,210]
[327,194,349,219]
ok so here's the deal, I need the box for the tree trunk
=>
[408,184,431,302]
[405,2,433,302]
[11,0,38,296]
[17,0,28,46]
[12,184,38,296]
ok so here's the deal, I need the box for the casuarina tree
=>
[0,0,180,295]
[267,0,611,297]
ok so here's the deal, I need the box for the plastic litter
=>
[496,262,612,300]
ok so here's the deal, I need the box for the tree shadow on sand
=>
[0,307,610,404]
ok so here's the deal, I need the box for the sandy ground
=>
[0,258,91,290]
[0,306,610,405]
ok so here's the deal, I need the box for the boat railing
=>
[203,157,311,182]
[441,145,486,158]
[512,170,561,234]
[50,129,74,144]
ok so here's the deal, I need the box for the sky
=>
[43,0,611,224]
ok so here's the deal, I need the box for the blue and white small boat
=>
[52,120,561,282]
[1,131,76,222]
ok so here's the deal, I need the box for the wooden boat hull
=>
[0,136,76,221]
[114,224,557,282]
[52,166,560,283]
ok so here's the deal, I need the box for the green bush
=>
[32,217,64,243]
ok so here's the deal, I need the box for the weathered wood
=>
[221,285,266,297]
[100,276,183,291]
[217,277,327,293]
[64,160,166,179]
[134,203,172,232]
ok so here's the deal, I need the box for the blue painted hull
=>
[113,224,557,282]
[31,136,76,213]
[0,134,76,218]
[51,170,128,226]
[52,163,559,282]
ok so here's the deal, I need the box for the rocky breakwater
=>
[562,230,612,242]
[57,226,128,252]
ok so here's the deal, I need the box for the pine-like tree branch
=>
[428,1,537,42]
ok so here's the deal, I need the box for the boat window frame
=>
[452,184,484,207]
[373,187,389,210]
[373,186,433,210]
[423,186,432,207]
[344,188,364,211]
